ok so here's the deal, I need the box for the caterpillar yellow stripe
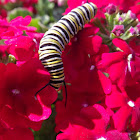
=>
[39,2,97,90]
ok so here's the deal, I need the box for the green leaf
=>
[4,2,22,11]
[33,106,57,140]
[103,72,109,78]
[0,40,5,45]
[35,0,55,16]
[41,15,50,25]
[29,18,48,32]
[8,8,33,21]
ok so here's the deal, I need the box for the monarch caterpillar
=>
[35,2,97,96]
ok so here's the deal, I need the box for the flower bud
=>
[105,4,117,15]
[118,17,123,22]
[129,11,136,20]
[112,25,124,36]
[122,10,137,26]
[120,26,138,40]
[136,23,140,34]
[114,13,123,25]
[129,27,137,35]
[8,54,16,64]
[125,10,136,20]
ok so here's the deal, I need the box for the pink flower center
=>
[90,65,95,71]
[112,25,124,36]
[82,103,88,107]
[11,89,20,95]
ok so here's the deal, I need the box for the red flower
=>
[0,58,57,123]
[5,36,37,63]
[112,25,125,37]
[0,8,7,19]
[112,96,140,132]
[1,0,17,4]
[105,130,130,140]
[26,31,44,46]
[56,104,109,139]
[26,31,44,56]
[0,104,43,139]
[9,16,36,32]
[105,85,127,109]
[2,127,34,140]
[0,16,36,39]
[62,42,105,93]
[55,88,105,132]
[97,38,139,89]
[55,69,110,133]
[20,0,38,5]
[62,25,109,92]
[0,105,43,131]
[0,44,8,57]
[55,23,111,132]
[56,104,130,140]
[65,0,138,19]
[0,126,34,140]
[105,3,117,14]
[129,38,140,55]
[130,0,140,20]
[57,126,130,140]
[104,81,140,132]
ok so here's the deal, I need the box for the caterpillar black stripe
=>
[36,2,97,95]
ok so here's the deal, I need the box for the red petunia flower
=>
[56,104,130,140]
[104,81,140,132]
[0,105,43,131]
[55,23,111,132]
[0,58,57,124]
[26,31,44,46]
[65,0,138,19]
[97,38,140,90]
[130,0,140,21]
[62,24,109,93]
[0,8,7,19]
[26,31,44,55]
[0,16,36,39]
[112,96,140,132]
[55,87,105,132]
[0,125,34,140]
[9,15,36,32]
[5,36,37,63]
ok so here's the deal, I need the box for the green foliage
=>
[4,1,22,11]
[29,18,48,32]
[8,8,33,21]
[0,40,5,45]
[35,0,67,28]
[5,0,67,33]
[35,0,55,16]
[33,105,57,140]
[35,0,55,27]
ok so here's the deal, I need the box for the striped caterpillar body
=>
[38,2,97,91]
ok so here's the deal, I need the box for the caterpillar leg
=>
[63,81,67,107]
[34,82,50,100]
